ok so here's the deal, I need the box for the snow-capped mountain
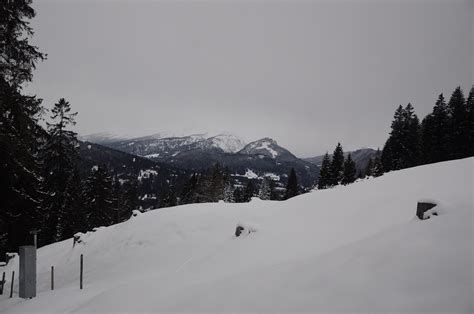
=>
[78,132,133,145]
[95,134,319,188]
[107,133,247,159]
[239,138,297,161]
[205,134,247,153]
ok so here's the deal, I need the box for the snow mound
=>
[0,158,472,313]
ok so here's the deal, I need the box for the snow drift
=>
[0,158,472,313]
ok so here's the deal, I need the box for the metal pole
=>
[0,271,5,294]
[30,230,38,249]
[10,271,14,298]
[51,266,54,290]
[80,254,83,289]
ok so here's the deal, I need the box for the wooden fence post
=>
[80,254,83,289]
[51,266,54,290]
[10,271,14,298]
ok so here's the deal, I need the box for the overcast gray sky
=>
[27,0,472,157]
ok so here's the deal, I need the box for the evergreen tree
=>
[223,182,235,203]
[447,86,469,159]
[420,94,450,164]
[284,168,298,199]
[160,184,177,208]
[59,168,87,239]
[210,163,226,201]
[329,143,344,185]
[196,163,226,202]
[112,176,123,223]
[42,98,79,242]
[364,158,374,177]
[0,0,47,257]
[258,177,273,200]
[381,137,394,172]
[243,180,255,202]
[233,187,244,203]
[317,152,331,189]
[122,179,138,218]
[82,166,115,228]
[403,103,421,167]
[372,149,384,177]
[341,153,356,185]
[0,0,46,87]
[382,104,420,171]
[467,86,474,156]
[180,173,199,204]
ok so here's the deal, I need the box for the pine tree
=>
[403,103,421,168]
[82,166,115,229]
[258,177,273,200]
[284,168,298,200]
[59,168,87,239]
[160,184,177,208]
[372,149,384,177]
[233,187,244,203]
[180,173,199,204]
[0,0,46,87]
[382,104,420,171]
[42,98,79,242]
[329,143,344,185]
[122,179,138,218]
[111,176,123,223]
[421,94,450,164]
[341,153,356,185]
[364,158,373,177]
[0,0,47,256]
[317,152,331,189]
[467,86,474,156]
[447,87,469,159]
[243,180,255,202]
[223,182,235,203]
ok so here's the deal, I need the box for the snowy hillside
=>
[0,158,472,313]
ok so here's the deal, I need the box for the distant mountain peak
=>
[239,138,295,160]
[78,132,133,144]
[205,134,247,153]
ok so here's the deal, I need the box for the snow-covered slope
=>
[1,158,472,313]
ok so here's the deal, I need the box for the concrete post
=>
[19,246,36,299]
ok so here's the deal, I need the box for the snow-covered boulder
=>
[234,222,258,237]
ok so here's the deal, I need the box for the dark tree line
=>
[382,86,474,173]
[1,0,48,258]
[318,85,474,190]
[317,143,357,189]
[0,1,143,259]
[179,164,299,204]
